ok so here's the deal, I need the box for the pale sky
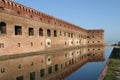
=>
[14,0,120,43]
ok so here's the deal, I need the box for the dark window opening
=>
[69,60,71,65]
[31,62,34,66]
[98,41,100,43]
[79,41,81,43]
[0,43,4,48]
[98,49,100,51]
[18,64,21,69]
[87,36,90,38]
[48,66,52,74]
[65,41,67,45]
[17,11,20,15]
[68,33,70,37]
[65,53,67,57]
[28,28,34,36]
[55,64,58,71]
[41,60,43,63]
[0,7,4,10]
[31,42,33,46]
[48,58,51,61]
[47,29,51,37]
[40,18,42,21]
[39,28,43,36]
[71,41,73,44]
[71,53,73,55]
[41,42,42,45]
[30,15,33,18]
[40,69,45,77]
[54,30,57,37]
[47,42,50,45]
[61,64,62,69]
[0,22,6,34]
[30,72,35,80]
[77,41,78,44]
[48,20,50,23]
[71,33,73,38]
[17,43,21,47]
[60,31,62,36]
[16,76,24,80]
[15,26,22,35]
[93,41,95,43]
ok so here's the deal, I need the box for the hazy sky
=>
[14,0,120,43]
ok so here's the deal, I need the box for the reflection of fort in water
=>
[0,46,105,80]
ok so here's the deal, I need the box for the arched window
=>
[47,29,51,37]
[71,33,73,38]
[39,28,43,36]
[0,22,6,34]
[54,30,57,37]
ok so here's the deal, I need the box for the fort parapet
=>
[0,0,104,56]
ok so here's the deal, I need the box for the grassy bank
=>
[104,59,120,80]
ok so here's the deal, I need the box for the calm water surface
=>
[0,46,113,80]
[65,46,113,80]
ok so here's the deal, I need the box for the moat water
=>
[65,46,113,80]
[0,46,113,80]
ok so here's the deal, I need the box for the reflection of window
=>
[16,76,24,80]
[55,64,58,71]
[30,72,35,80]
[48,66,52,74]
[47,29,51,37]
[0,22,6,34]
[39,28,43,36]
[40,69,45,77]
[1,68,5,73]
[15,26,22,35]
[28,28,34,36]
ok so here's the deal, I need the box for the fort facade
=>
[0,0,104,56]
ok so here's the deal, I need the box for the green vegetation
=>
[104,59,120,80]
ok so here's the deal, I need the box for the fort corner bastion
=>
[0,0,104,56]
